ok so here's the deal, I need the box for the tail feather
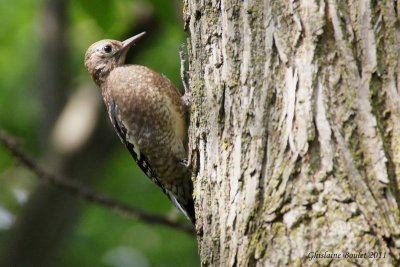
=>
[166,190,195,224]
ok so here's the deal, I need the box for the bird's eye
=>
[103,45,112,53]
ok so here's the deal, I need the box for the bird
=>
[84,32,195,224]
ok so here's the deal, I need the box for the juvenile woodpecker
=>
[84,32,195,224]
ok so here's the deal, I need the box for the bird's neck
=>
[92,62,121,86]
[93,68,109,86]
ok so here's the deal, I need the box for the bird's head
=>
[84,32,146,86]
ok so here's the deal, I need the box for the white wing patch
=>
[122,121,141,161]
[128,134,141,160]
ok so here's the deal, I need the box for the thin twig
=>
[0,129,195,235]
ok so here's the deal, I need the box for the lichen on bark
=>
[184,0,400,266]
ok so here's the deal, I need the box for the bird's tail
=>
[165,174,195,224]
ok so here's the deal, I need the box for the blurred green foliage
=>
[0,0,40,141]
[0,0,198,266]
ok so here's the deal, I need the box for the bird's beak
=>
[121,32,146,51]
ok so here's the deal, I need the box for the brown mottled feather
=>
[84,35,195,223]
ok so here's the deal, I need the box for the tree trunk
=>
[184,0,400,266]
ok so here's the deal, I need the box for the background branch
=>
[0,129,195,234]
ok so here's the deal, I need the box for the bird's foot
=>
[180,158,189,167]
[182,92,192,110]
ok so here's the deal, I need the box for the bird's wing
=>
[109,100,164,190]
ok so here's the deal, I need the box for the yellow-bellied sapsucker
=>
[84,32,195,224]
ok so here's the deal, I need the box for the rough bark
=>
[184,0,400,266]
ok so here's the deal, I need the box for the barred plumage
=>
[84,32,195,224]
